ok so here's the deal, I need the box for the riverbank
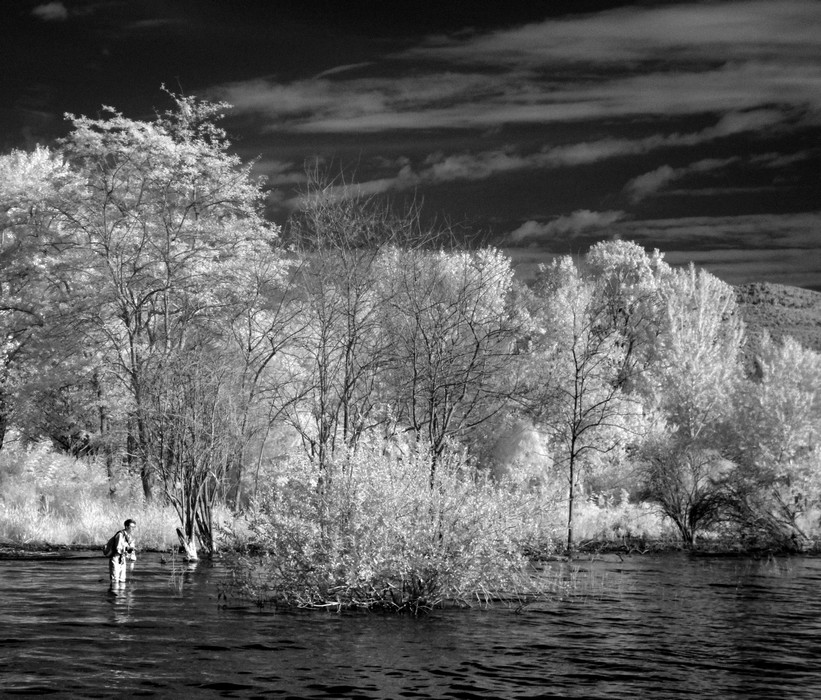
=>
[4,537,818,561]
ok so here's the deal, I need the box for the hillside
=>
[735,282,821,355]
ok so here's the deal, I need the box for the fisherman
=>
[107,519,137,585]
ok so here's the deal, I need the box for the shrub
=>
[224,442,558,612]
[571,490,673,545]
[637,438,734,547]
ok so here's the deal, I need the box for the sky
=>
[2,0,820,289]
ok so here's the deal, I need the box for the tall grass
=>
[0,439,179,550]
[569,490,677,546]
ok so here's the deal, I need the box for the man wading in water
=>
[107,519,137,587]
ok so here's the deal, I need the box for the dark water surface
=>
[2,552,821,698]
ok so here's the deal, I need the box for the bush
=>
[571,490,673,545]
[224,442,558,612]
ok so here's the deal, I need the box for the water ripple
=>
[2,553,821,697]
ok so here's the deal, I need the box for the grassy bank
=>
[0,438,673,550]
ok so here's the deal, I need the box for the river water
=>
[1,552,821,698]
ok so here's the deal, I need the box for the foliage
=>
[727,334,821,547]
[224,442,554,612]
[0,438,180,548]
[645,264,744,443]
[571,491,674,545]
[52,92,284,512]
[280,181,401,474]
[0,91,289,557]
[637,433,734,546]
[3,92,821,563]
[379,245,525,481]
[524,249,647,552]
[584,239,671,389]
[0,146,82,451]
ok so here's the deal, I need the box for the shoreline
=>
[3,538,817,561]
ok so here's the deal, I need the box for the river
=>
[1,552,820,698]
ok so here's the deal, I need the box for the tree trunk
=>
[0,411,7,452]
[176,527,199,561]
[0,386,9,451]
[566,451,576,555]
[93,373,117,498]
[134,413,154,502]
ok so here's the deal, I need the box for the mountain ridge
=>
[735,282,821,354]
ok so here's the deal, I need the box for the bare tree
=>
[638,437,733,547]
[151,348,237,559]
[280,174,423,485]
[381,246,524,484]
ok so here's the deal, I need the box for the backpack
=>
[103,531,121,558]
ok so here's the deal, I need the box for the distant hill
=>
[735,282,821,356]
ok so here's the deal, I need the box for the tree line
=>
[1,93,819,557]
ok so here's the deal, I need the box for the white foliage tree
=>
[647,264,744,443]
[729,334,821,543]
[526,254,643,552]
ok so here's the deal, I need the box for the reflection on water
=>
[2,552,821,698]
[108,584,135,625]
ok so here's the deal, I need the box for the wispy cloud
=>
[202,0,821,292]
[662,247,821,289]
[406,1,821,66]
[625,157,739,202]
[271,112,783,204]
[211,2,821,134]
[508,210,626,244]
[504,210,821,250]
[214,65,821,134]
[32,1,68,21]
[613,212,821,250]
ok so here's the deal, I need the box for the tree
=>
[221,249,303,507]
[49,91,284,514]
[0,91,288,556]
[151,348,239,559]
[526,255,643,553]
[380,246,524,483]
[645,264,744,443]
[728,334,821,546]
[280,179,413,483]
[637,433,733,546]
[584,240,671,390]
[0,146,86,451]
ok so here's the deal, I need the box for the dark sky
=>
[3,0,820,289]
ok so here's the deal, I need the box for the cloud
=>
[215,65,821,134]
[288,112,772,201]
[661,247,821,289]
[210,2,821,135]
[31,1,68,21]
[625,166,678,203]
[609,211,821,251]
[507,210,821,250]
[282,167,418,210]
[508,211,821,287]
[625,157,739,202]
[248,158,308,186]
[404,1,821,66]
[313,63,374,79]
[508,210,625,244]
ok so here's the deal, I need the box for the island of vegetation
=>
[1,92,819,611]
